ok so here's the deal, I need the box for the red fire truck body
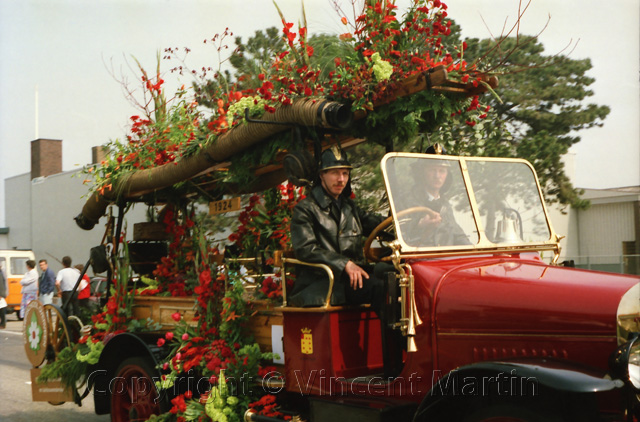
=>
[263,154,640,421]
[28,153,639,422]
[275,252,638,420]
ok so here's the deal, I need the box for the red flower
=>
[171,312,182,322]
[170,395,187,414]
[199,269,212,284]
[157,338,166,347]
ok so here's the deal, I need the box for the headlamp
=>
[611,334,640,390]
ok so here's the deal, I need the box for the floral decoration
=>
[83,0,495,198]
[65,1,506,420]
[227,183,304,263]
[150,271,278,422]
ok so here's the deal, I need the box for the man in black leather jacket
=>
[289,146,385,310]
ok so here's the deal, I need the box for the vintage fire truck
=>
[23,146,640,422]
[20,0,640,418]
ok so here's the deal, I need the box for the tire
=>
[110,357,166,422]
[463,403,563,422]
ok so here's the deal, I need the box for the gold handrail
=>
[281,257,335,308]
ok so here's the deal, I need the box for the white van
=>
[0,249,36,317]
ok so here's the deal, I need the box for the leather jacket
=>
[289,185,383,307]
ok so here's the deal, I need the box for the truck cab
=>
[266,153,640,421]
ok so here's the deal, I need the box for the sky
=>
[1,0,638,226]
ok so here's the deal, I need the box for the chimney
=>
[91,145,109,165]
[31,138,62,179]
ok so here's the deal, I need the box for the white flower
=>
[28,319,42,351]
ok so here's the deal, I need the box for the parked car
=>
[89,276,107,310]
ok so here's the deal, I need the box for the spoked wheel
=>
[43,304,74,358]
[111,357,165,422]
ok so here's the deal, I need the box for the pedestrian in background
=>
[56,256,80,316]
[20,260,38,319]
[38,259,56,305]
[0,265,8,329]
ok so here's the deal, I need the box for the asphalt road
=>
[0,312,110,422]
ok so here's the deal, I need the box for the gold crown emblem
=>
[301,328,311,334]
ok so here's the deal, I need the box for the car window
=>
[384,155,477,248]
[10,257,30,277]
[382,153,556,253]
[0,257,5,277]
[465,160,551,243]
[91,278,107,295]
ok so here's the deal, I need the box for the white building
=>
[558,187,639,274]
[2,139,147,274]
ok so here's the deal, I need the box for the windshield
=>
[382,153,555,253]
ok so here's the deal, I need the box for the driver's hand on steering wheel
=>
[345,260,369,290]
[418,211,442,230]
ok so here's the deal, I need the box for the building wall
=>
[5,173,32,249]
[29,170,106,273]
[578,201,635,258]
[5,168,148,275]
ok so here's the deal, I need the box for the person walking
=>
[20,260,39,319]
[56,256,80,316]
[38,259,56,305]
[0,265,8,329]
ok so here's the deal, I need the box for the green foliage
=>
[308,33,355,79]
[75,340,104,364]
[432,35,607,208]
[350,142,388,213]
[37,344,90,391]
[350,32,606,210]
[229,27,286,91]
[218,280,253,347]
[205,370,242,422]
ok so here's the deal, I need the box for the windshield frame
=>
[381,152,561,259]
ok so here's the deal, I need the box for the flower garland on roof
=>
[84,0,496,197]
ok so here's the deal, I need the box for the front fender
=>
[414,359,624,421]
[90,332,166,415]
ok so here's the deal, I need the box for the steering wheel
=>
[364,206,438,262]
